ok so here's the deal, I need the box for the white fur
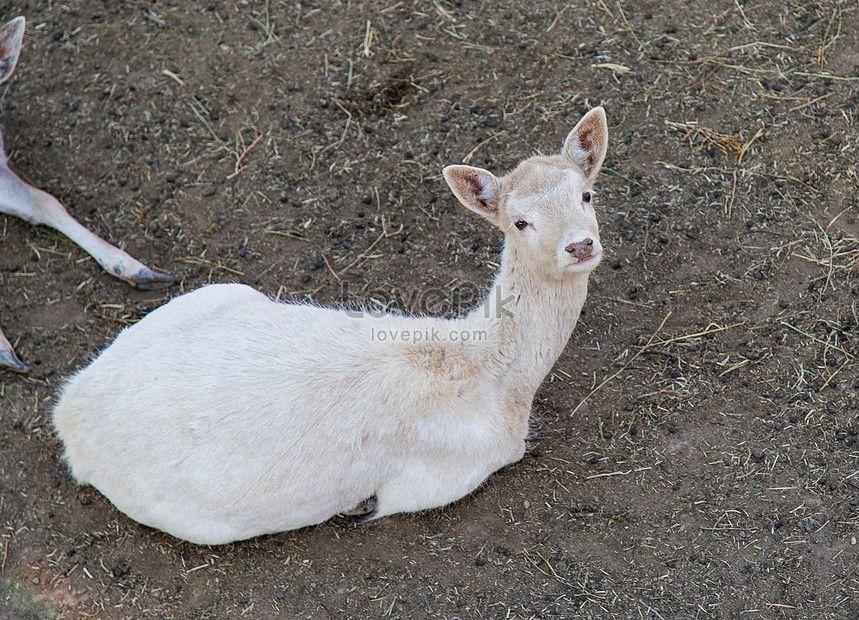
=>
[52,108,610,544]
[566,137,589,162]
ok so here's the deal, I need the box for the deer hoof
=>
[340,494,378,520]
[126,268,178,291]
[0,348,29,373]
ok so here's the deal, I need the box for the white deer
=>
[53,107,609,544]
[0,16,173,373]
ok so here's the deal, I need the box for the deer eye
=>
[514,219,529,230]
[582,191,592,203]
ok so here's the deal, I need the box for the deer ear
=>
[0,17,25,85]
[443,165,501,224]
[562,106,608,181]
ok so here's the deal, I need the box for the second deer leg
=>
[0,166,175,290]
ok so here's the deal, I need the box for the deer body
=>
[0,16,173,373]
[53,108,609,544]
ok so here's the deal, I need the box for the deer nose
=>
[565,238,594,259]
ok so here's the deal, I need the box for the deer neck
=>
[470,244,589,398]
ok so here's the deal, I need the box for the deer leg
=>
[0,166,175,289]
[0,326,28,373]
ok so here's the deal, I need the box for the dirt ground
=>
[1,0,857,618]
